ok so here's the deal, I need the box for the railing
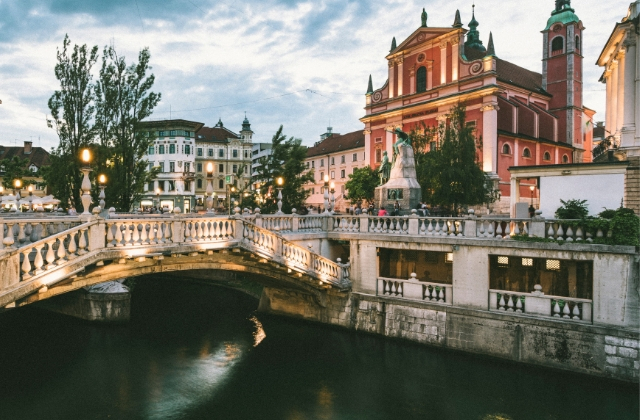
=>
[333,216,360,232]
[260,216,293,232]
[367,216,410,235]
[476,219,529,239]
[544,220,608,242]
[297,216,324,232]
[489,289,592,322]
[1,217,82,250]
[377,274,452,305]
[183,218,235,242]
[418,218,465,236]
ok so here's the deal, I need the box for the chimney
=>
[24,141,32,154]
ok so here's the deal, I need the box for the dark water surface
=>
[0,278,637,420]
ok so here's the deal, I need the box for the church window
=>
[575,36,580,51]
[416,66,427,93]
[375,137,382,143]
[522,147,531,158]
[502,144,511,155]
[543,151,551,161]
[551,36,564,53]
[375,149,382,163]
[562,154,569,163]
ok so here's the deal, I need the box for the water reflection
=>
[0,277,636,420]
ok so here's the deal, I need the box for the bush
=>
[610,208,640,246]
[555,199,589,219]
[598,208,617,219]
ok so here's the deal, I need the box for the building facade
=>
[304,128,366,211]
[194,118,253,211]
[0,140,51,201]
[251,142,273,191]
[361,1,593,214]
[138,119,203,212]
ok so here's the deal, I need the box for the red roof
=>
[306,130,364,158]
[0,144,50,172]
[195,126,240,143]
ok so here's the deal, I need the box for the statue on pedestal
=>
[378,151,391,185]
[392,128,412,167]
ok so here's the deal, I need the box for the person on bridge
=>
[378,207,388,216]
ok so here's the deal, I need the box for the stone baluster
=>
[575,226,583,241]
[67,231,78,258]
[17,223,26,244]
[21,249,32,278]
[56,236,67,261]
[562,301,571,318]
[33,244,45,274]
[164,221,173,243]
[3,222,15,249]
[437,287,444,302]
[45,240,56,269]
[140,223,149,244]
[78,228,88,254]
[565,226,574,242]
[572,303,581,320]
[506,295,514,311]
[556,224,564,240]
[552,300,562,317]
[106,223,115,247]
[498,294,506,311]
[515,296,523,313]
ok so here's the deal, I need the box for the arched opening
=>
[575,35,580,51]
[562,154,569,163]
[551,36,564,53]
[416,66,427,93]
[502,143,511,155]
[543,151,551,161]
[197,179,203,189]
[522,147,531,158]
[218,179,224,189]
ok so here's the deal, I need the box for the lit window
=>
[497,256,509,266]
[522,258,533,267]
[546,259,560,271]
[445,253,453,263]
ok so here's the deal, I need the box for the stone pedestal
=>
[374,144,421,214]
[38,281,130,322]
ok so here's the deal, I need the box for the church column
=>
[364,129,372,166]
[385,126,394,159]
[388,60,396,99]
[409,68,415,95]
[616,50,626,137]
[605,70,612,134]
[622,38,637,150]
[427,63,433,90]
[610,60,619,137]
[481,100,499,175]
[397,57,404,96]
[451,38,459,82]
[509,177,521,218]
[440,40,448,85]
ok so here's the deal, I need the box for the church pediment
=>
[389,27,457,57]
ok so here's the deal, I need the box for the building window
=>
[502,144,511,155]
[159,131,165,138]
[551,36,564,53]
[312,161,315,168]
[232,164,238,173]
[311,187,315,194]
[546,259,561,271]
[197,148,203,157]
[219,179,224,189]
[159,145,165,154]
[148,181,154,191]
[169,162,175,172]
[218,149,224,158]
[575,35,580,51]
[159,162,165,172]
[306,162,310,169]
[244,150,248,158]
[429,141,437,151]
[416,66,427,93]
[320,172,324,181]
[375,137,382,143]
[197,163,202,172]
[148,163,153,171]
[352,153,357,162]
[197,179,202,189]
[375,149,382,163]
[320,159,324,167]
[341,155,345,164]
[340,169,345,178]
[185,162,190,172]
[522,147,531,158]
[562,154,569,163]
[233,150,238,158]
[148,146,154,155]
[208,149,214,157]
[219,164,224,173]
[169,144,176,154]
[168,181,175,191]
[185,145,191,155]
[330,157,335,165]
[169,130,176,137]
[331,171,335,179]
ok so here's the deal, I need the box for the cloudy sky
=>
[0,0,630,150]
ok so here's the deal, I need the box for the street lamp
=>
[98,174,107,209]
[529,185,536,217]
[206,162,214,214]
[329,181,336,214]
[276,176,284,214]
[13,179,22,212]
[323,174,330,215]
[228,185,236,215]
[80,148,92,215]
[155,187,161,211]
[27,184,34,212]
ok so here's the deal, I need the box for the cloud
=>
[0,0,630,151]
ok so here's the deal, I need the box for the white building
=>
[251,142,273,190]
[598,1,640,158]
[138,119,203,212]
[304,128,366,211]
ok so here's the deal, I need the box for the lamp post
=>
[529,185,536,218]
[228,185,236,215]
[323,174,330,215]
[206,162,214,214]
[80,148,92,215]
[329,181,336,214]
[0,185,3,211]
[155,188,161,211]
[98,174,107,209]
[13,179,22,212]
[276,176,284,214]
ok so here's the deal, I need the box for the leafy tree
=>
[0,157,32,189]
[412,104,491,214]
[253,126,314,214]
[94,46,161,211]
[344,166,378,205]
[554,199,589,219]
[46,35,99,209]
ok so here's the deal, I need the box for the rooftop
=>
[306,130,364,158]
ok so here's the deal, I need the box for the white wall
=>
[540,173,625,217]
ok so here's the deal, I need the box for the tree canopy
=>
[344,166,378,205]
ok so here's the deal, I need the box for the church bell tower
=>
[542,0,584,154]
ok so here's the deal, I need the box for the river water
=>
[0,278,637,420]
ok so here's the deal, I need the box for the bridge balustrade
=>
[1,217,82,250]
[489,289,593,322]
[377,274,453,305]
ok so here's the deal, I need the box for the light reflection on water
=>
[0,277,636,420]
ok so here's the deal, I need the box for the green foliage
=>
[597,208,617,219]
[554,199,589,219]
[411,104,491,214]
[0,157,32,188]
[94,45,161,211]
[46,34,99,209]
[253,126,314,214]
[609,208,640,246]
[344,166,378,204]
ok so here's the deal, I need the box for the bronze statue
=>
[378,151,391,185]
[391,127,412,167]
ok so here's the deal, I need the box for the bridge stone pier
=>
[0,210,638,382]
